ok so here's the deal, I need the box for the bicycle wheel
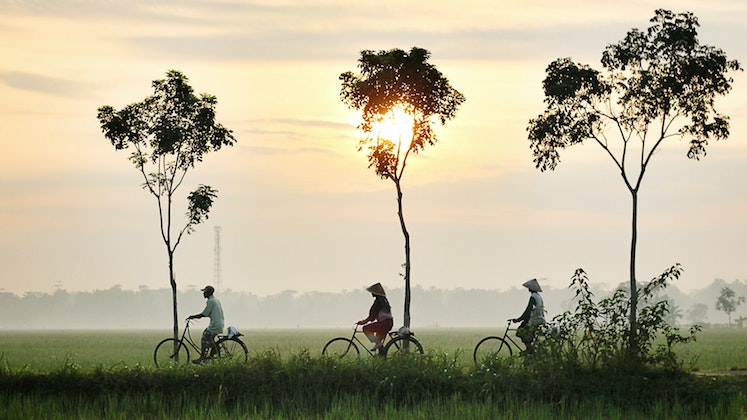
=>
[154,338,190,368]
[384,336,424,357]
[473,336,513,365]
[322,338,359,359]
[211,337,249,363]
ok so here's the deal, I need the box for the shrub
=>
[532,264,700,373]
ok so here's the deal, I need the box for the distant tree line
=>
[0,279,743,330]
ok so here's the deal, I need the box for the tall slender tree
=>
[97,70,236,344]
[340,47,465,328]
[527,10,740,354]
[716,286,745,327]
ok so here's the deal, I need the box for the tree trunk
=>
[169,251,179,350]
[628,190,639,356]
[395,180,411,329]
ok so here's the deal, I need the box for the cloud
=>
[0,71,89,96]
[123,25,628,63]
[247,117,350,130]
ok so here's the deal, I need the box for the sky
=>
[1,0,745,299]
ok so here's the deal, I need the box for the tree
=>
[662,297,683,327]
[97,70,235,344]
[686,303,708,325]
[735,316,747,329]
[340,47,465,328]
[527,10,741,354]
[715,286,745,326]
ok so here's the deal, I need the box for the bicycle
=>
[322,324,424,359]
[153,318,249,367]
[473,320,525,365]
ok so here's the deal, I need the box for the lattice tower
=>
[213,225,222,292]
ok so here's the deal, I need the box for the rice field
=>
[1,326,744,372]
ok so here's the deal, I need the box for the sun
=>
[374,105,415,151]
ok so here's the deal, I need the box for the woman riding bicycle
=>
[356,282,393,354]
[511,278,546,353]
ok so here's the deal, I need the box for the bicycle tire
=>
[154,338,190,368]
[211,337,249,362]
[322,337,360,359]
[384,336,424,357]
[473,336,513,365]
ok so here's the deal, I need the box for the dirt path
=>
[693,370,747,376]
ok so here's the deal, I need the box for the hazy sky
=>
[1,0,745,298]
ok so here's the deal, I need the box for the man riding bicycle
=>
[187,285,224,364]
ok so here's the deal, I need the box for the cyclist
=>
[511,278,545,353]
[187,285,224,364]
[356,282,394,354]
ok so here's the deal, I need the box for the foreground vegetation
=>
[0,327,746,419]
[1,350,746,419]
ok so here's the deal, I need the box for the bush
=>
[1,348,745,418]
[531,264,700,373]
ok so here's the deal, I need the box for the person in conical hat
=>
[366,282,386,297]
[511,278,546,353]
[522,278,542,293]
[357,283,394,354]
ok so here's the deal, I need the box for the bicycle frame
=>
[154,318,248,367]
[473,320,525,364]
[348,324,392,356]
[499,321,524,352]
[322,323,424,360]
[176,319,202,353]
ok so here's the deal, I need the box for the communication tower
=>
[214,225,222,292]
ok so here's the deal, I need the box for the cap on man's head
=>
[201,285,215,294]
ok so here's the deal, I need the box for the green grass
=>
[1,327,745,372]
[1,350,746,419]
[3,392,745,419]
[673,328,747,371]
[1,327,746,418]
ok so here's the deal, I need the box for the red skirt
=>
[363,317,394,339]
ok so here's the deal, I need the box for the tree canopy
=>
[340,47,465,179]
[716,286,745,326]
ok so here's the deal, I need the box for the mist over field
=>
[1,279,744,330]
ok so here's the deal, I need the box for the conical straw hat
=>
[522,278,542,292]
[366,282,386,297]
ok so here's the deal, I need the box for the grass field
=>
[1,326,745,372]
[1,327,746,419]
